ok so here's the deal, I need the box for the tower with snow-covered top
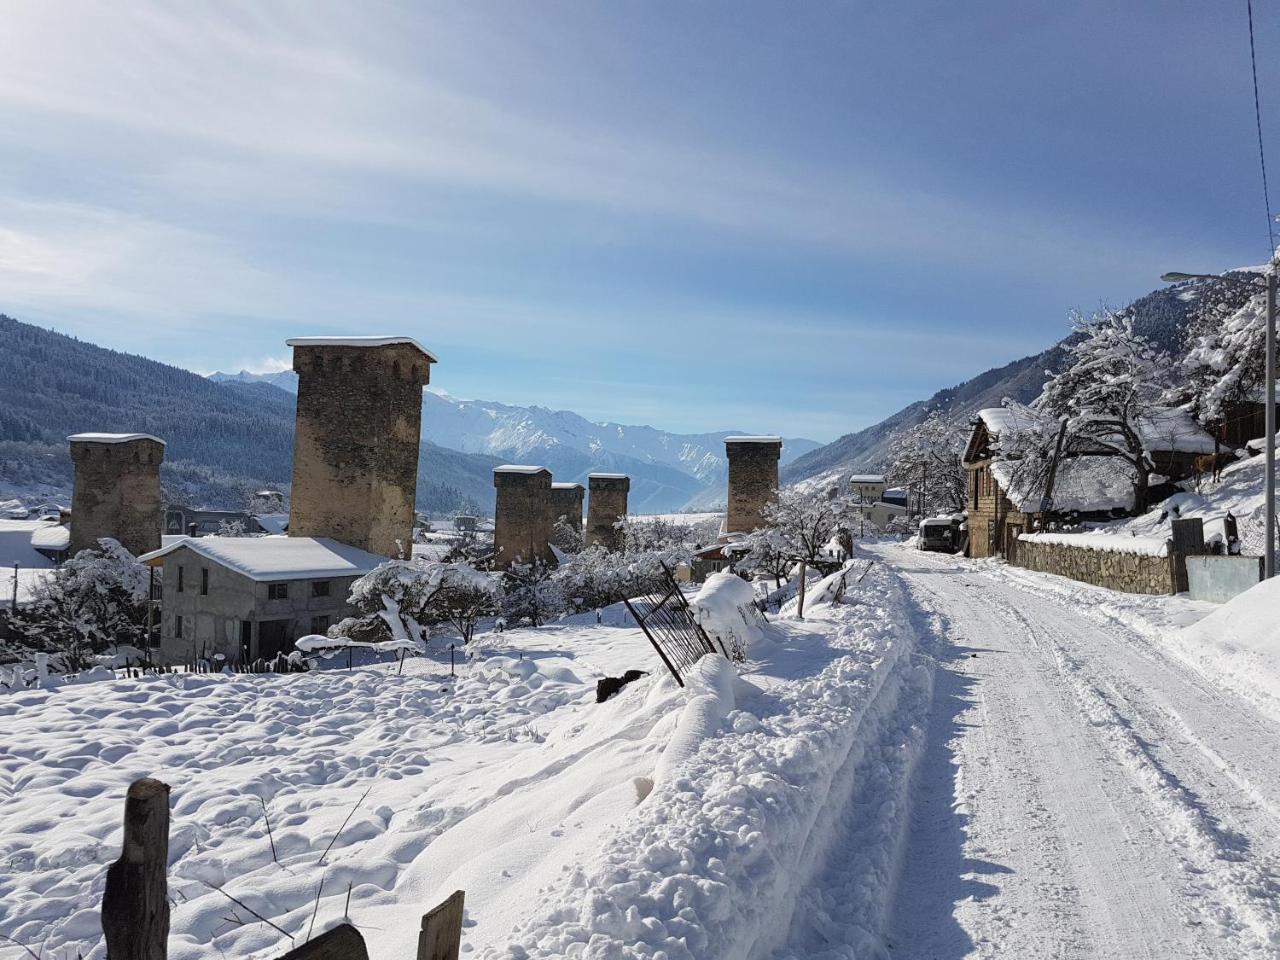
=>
[493,465,555,568]
[287,336,435,558]
[549,481,585,535]
[724,436,782,534]
[68,433,165,556]
[586,473,630,551]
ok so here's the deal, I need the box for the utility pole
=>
[1266,269,1276,578]
[11,562,17,613]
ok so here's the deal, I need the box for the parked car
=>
[919,517,961,553]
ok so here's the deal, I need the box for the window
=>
[177,565,184,593]
[311,580,331,598]
[200,568,209,596]
[174,614,183,639]
[268,582,289,600]
[310,615,330,635]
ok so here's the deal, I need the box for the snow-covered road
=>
[871,543,1280,959]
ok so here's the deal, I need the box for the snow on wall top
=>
[285,335,438,362]
[1018,531,1170,557]
[494,464,549,475]
[67,432,165,445]
[137,536,385,581]
[723,435,783,444]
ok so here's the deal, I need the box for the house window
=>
[268,582,289,600]
[200,568,209,596]
[174,614,183,639]
[177,566,184,593]
[311,580,331,598]
[309,615,330,635]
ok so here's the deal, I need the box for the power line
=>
[1247,0,1276,254]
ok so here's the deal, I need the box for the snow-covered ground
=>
[0,563,928,960]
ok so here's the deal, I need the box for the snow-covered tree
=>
[759,487,843,565]
[1029,309,1176,512]
[1181,275,1273,425]
[19,539,150,670]
[217,518,251,537]
[887,408,968,515]
[550,517,584,555]
[335,559,502,647]
[501,562,563,627]
[733,526,793,589]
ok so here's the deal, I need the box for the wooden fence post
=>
[279,924,368,959]
[102,777,171,960]
[417,890,465,960]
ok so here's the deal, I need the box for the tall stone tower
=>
[549,482,585,535]
[586,473,630,551]
[725,436,782,534]
[493,465,554,568]
[68,433,165,556]
[287,336,436,558]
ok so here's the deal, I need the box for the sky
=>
[0,1,1277,443]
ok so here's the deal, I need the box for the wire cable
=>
[1247,0,1276,253]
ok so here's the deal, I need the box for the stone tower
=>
[493,465,554,568]
[68,433,165,556]
[549,482,585,535]
[287,336,436,558]
[586,473,630,551]
[725,436,782,534]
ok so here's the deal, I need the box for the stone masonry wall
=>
[586,475,629,551]
[289,343,430,558]
[725,439,781,534]
[494,468,555,568]
[549,483,585,534]
[1013,538,1175,595]
[69,437,164,556]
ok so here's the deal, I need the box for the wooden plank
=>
[101,777,171,960]
[417,890,465,960]
[279,923,368,959]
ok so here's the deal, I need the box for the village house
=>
[139,536,384,664]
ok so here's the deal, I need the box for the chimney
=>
[287,336,436,558]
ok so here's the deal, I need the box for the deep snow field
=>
[0,561,927,959]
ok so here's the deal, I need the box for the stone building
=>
[724,436,782,534]
[586,473,629,551]
[139,536,384,664]
[549,482,585,534]
[493,465,555,568]
[287,336,436,559]
[68,433,165,556]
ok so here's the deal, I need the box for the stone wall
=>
[725,438,781,534]
[494,467,555,568]
[69,436,165,556]
[586,474,629,551]
[288,341,431,558]
[549,482,584,534]
[1013,537,1175,595]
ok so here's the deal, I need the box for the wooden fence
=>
[100,777,464,960]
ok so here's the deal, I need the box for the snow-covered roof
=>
[551,482,584,490]
[723,435,783,444]
[848,474,886,484]
[67,432,165,445]
[29,525,70,551]
[285,335,437,362]
[494,464,549,475]
[991,455,1139,513]
[1135,408,1217,454]
[137,536,385,581]
[0,520,58,568]
[1018,531,1169,557]
[253,513,289,535]
[588,472,628,480]
[976,407,1042,437]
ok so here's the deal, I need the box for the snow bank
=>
[1178,577,1280,714]
[690,571,766,658]
[1019,531,1169,557]
[652,654,736,785]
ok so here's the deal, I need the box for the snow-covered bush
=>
[501,562,564,627]
[690,571,765,661]
[335,558,503,647]
[13,539,150,670]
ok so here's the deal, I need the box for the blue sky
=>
[0,1,1276,442]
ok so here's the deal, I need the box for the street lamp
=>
[1162,268,1276,578]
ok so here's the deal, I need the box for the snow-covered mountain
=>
[209,370,820,512]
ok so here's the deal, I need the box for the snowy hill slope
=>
[211,370,820,512]
[782,273,1259,486]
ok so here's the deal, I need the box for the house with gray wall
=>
[139,536,383,665]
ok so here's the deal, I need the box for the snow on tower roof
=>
[137,536,384,581]
[551,482,584,489]
[587,472,628,480]
[494,464,549,474]
[285,336,438,362]
[67,432,165,445]
[723,435,783,444]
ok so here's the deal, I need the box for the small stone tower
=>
[725,436,782,534]
[287,336,436,558]
[493,465,555,568]
[586,473,630,551]
[549,482,585,535]
[68,433,165,556]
